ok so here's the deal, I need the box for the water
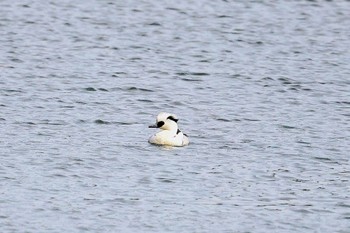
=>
[1,0,350,232]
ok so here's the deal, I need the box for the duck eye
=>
[157,121,165,127]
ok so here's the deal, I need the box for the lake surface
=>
[1,0,350,232]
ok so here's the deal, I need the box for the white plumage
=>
[148,112,189,147]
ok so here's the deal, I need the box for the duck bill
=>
[148,124,158,128]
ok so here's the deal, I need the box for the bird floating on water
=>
[148,112,189,147]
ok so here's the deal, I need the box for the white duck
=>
[148,112,189,147]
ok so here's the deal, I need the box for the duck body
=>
[148,112,189,147]
[149,129,189,147]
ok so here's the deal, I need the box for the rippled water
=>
[1,0,350,232]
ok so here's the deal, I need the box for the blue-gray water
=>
[1,1,350,232]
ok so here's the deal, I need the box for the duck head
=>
[149,112,179,131]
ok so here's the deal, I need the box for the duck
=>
[148,112,189,147]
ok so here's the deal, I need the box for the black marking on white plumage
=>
[167,115,178,122]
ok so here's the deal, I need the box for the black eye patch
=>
[167,116,178,122]
[157,121,165,127]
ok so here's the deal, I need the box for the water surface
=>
[1,0,350,232]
